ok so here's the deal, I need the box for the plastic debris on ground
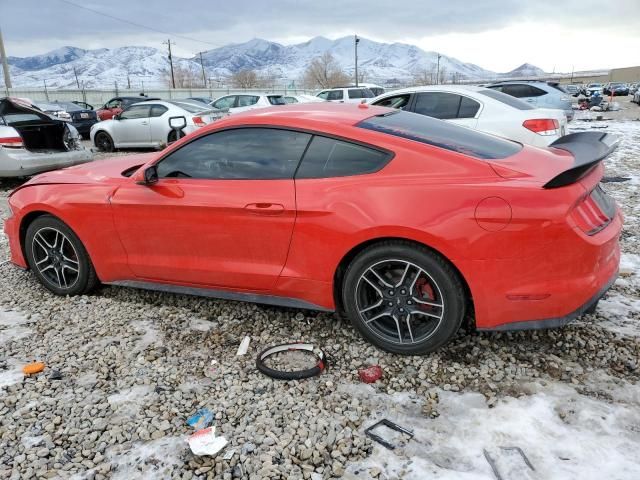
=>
[236,336,251,356]
[49,370,63,380]
[222,448,236,460]
[186,408,214,430]
[22,361,45,375]
[359,365,383,383]
[187,426,228,456]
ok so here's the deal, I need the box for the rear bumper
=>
[469,209,622,330]
[0,148,93,177]
[477,271,617,331]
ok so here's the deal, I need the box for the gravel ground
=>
[0,105,639,480]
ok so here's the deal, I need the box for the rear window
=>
[358,110,522,160]
[548,83,567,93]
[348,88,375,99]
[268,96,286,105]
[477,89,535,110]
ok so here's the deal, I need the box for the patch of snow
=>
[189,317,216,332]
[0,310,37,387]
[131,320,162,353]
[342,379,640,479]
[597,292,640,337]
[107,435,188,480]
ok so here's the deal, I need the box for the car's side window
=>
[237,95,259,107]
[316,91,329,100]
[373,94,410,109]
[458,96,481,118]
[106,99,121,109]
[296,136,391,179]
[413,92,460,119]
[501,84,534,98]
[119,105,150,120]
[149,105,169,118]
[213,96,236,109]
[527,86,547,97]
[156,128,311,180]
[327,90,344,101]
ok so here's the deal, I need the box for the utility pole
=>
[570,65,574,83]
[0,26,12,89]
[73,66,80,88]
[198,52,206,88]
[436,54,441,85]
[354,35,360,87]
[163,39,176,88]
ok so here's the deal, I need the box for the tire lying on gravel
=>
[341,241,466,355]
[24,215,99,296]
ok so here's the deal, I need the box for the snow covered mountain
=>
[5,37,547,88]
[504,63,546,78]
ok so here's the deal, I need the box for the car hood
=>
[22,152,156,186]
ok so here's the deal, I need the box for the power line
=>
[55,0,219,48]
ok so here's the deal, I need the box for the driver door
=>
[111,104,151,147]
[109,127,312,290]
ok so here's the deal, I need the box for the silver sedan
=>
[90,100,227,151]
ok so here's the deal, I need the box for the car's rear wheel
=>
[24,215,99,296]
[342,241,466,355]
[95,131,114,152]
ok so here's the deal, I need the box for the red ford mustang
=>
[3,104,621,354]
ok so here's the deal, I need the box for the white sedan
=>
[90,100,225,151]
[369,85,568,147]
[283,94,326,104]
[209,94,286,114]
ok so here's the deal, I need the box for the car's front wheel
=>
[24,215,99,296]
[342,241,466,355]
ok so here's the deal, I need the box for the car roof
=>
[377,85,485,96]
[205,103,389,128]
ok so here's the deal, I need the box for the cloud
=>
[3,0,640,71]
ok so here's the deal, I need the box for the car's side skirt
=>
[105,280,334,312]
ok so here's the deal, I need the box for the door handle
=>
[141,121,149,125]
[245,203,285,215]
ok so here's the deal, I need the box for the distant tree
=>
[302,52,350,89]
[230,69,260,88]
[411,67,435,86]
[163,65,205,88]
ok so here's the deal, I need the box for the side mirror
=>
[169,115,187,130]
[136,165,158,185]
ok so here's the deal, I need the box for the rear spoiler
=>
[544,132,619,189]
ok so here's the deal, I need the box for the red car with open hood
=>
[3,103,621,354]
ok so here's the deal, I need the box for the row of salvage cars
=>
[0,96,227,177]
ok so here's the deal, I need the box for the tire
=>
[167,130,184,143]
[24,215,99,296]
[341,241,466,355]
[94,131,114,152]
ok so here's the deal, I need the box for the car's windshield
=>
[589,83,602,87]
[358,110,522,160]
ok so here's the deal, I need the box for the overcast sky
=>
[2,0,639,72]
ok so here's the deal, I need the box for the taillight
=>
[0,136,24,148]
[523,118,560,136]
[192,116,206,127]
[571,188,614,235]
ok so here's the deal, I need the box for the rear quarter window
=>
[296,136,392,178]
[358,111,521,160]
[477,89,535,110]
